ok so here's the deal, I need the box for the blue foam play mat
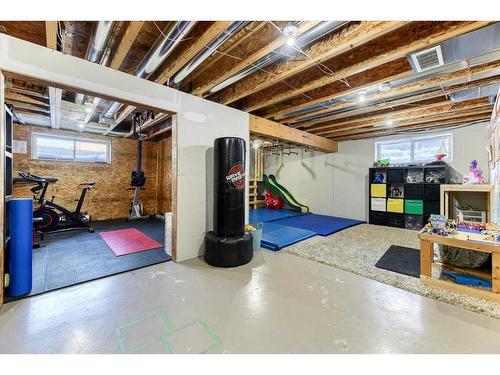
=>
[260,222,317,251]
[249,208,305,224]
[273,214,364,236]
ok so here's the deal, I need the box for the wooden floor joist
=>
[332,113,492,141]
[45,21,58,50]
[241,21,492,113]
[327,107,493,138]
[109,21,145,70]
[291,60,500,127]
[313,98,491,136]
[294,74,500,129]
[214,21,408,106]
[249,115,337,153]
[190,21,319,96]
[155,21,233,85]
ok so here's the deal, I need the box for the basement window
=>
[375,133,453,164]
[32,133,111,164]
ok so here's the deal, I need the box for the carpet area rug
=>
[287,224,500,319]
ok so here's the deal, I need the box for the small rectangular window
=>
[32,133,111,164]
[375,133,452,164]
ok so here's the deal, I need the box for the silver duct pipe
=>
[75,21,115,104]
[285,47,500,124]
[103,21,196,119]
[170,21,250,85]
[206,21,348,96]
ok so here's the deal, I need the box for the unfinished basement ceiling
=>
[0,20,498,140]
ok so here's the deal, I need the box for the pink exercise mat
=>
[99,228,162,256]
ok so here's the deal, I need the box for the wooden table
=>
[419,230,500,302]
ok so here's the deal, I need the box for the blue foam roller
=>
[8,198,33,297]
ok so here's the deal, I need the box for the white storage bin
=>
[371,198,386,212]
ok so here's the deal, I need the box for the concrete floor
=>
[1,250,500,353]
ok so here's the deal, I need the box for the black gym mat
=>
[375,245,420,278]
[5,219,170,302]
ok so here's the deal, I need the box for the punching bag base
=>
[204,231,253,268]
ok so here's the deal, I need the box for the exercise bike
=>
[17,171,95,234]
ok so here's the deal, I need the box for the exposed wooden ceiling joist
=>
[328,107,493,138]
[5,91,49,107]
[190,21,320,96]
[45,21,58,50]
[155,21,233,85]
[213,21,409,106]
[291,60,500,127]
[315,97,491,136]
[332,113,492,141]
[109,21,145,70]
[241,21,493,113]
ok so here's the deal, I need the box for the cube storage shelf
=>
[368,164,461,230]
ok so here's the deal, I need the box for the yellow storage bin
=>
[370,184,386,198]
[387,198,404,213]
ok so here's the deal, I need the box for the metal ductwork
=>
[206,21,348,96]
[103,21,197,119]
[75,21,115,104]
[450,83,500,103]
[170,21,250,85]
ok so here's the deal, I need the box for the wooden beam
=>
[109,21,144,70]
[242,21,492,112]
[155,21,233,85]
[270,70,412,121]
[332,113,491,141]
[189,22,267,81]
[295,74,500,128]
[328,107,493,138]
[292,60,500,126]
[45,21,58,50]
[312,98,491,135]
[190,21,319,96]
[216,21,409,105]
[4,91,49,107]
[48,86,62,128]
[249,114,337,152]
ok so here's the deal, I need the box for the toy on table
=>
[455,221,486,234]
[463,160,485,184]
[265,191,283,210]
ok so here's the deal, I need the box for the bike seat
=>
[79,182,95,187]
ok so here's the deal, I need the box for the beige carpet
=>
[287,224,500,319]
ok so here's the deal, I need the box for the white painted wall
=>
[264,150,335,215]
[0,34,250,262]
[333,122,490,221]
[175,98,249,262]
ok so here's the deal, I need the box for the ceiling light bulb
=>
[286,37,296,47]
[385,119,394,126]
[78,123,85,129]
[358,95,366,102]
[252,140,261,150]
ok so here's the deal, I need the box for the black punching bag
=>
[204,137,253,267]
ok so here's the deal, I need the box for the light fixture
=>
[385,118,394,127]
[283,24,298,48]
[357,90,367,102]
[78,123,85,129]
[252,139,261,150]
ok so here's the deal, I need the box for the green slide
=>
[263,174,309,213]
